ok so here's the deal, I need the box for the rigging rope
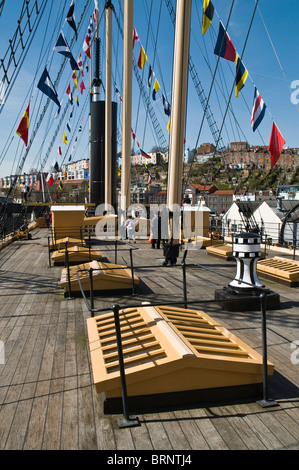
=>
[194,0,236,151]
[0,0,48,116]
[215,1,260,152]
[0,0,92,224]
[256,2,299,114]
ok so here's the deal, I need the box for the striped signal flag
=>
[137,46,147,69]
[202,0,214,35]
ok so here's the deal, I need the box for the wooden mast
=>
[120,0,133,216]
[105,1,113,209]
[167,0,192,212]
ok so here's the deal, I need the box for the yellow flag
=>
[63,131,68,145]
[152,79,160,100]
[167,115,171,134]
[153,79,160,93]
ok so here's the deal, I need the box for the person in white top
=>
[125,215,137,243]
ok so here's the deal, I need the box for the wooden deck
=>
[1,227,299,451]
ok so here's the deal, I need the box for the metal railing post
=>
[47,236,51,268]
[88,229,91,261]
[129,248,136,295]
[89,268,94,315]
[112,304,140,429]
[115,239,118,264]
[65,242,74,300]
[182,249,188,309]
[257,293,277,408]
[293,222,297,260]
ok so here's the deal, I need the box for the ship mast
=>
[120,0,133,217]
[167,0,191,210]
[89,2,117,211]
[105,1,113,209]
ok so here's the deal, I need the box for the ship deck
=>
[1,227,299,452]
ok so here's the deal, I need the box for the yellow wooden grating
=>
[60,260,139,292]
[206,244,233,260]
[50,237,85,250]
[257,257,299,282]
[94,308,167,374]
[87,305,274,399]
[52,245,102,265]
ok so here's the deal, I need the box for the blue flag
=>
[37,68,61,108]
[54,31,79,71]
[66,0,77,40]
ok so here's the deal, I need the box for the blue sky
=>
[0,0,298,179]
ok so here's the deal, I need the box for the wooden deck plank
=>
[0,229,299,452]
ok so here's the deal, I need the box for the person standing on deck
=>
[151,212,162,249]
[125,215,137,243]
[44,211,50,228]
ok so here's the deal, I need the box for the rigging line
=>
[212,39,243,144]
[111,4,123,150]
[41,0,69,73]
[194,0,236,151]
[67,111,89,163]
[113,3,168,154]
[60,95,89,166]
[208,29,270,140]
[0,0,48,116]
[256,1,299,115]
[209,22,266,146]
[165,0,225,154]
[0,0,63,167]
[0,1,5,17]
[189,23,248,146]
[182,2,236,197]
[202,29,231,145]
[143,0,169,96]
[193,0,231,145]
[3,0,92,205]
[0,0,57,168]
[207,26,237,144]
[141,0,164,151]
[215,0,260,152]
[133,0,153,154]
[112,9,122,93]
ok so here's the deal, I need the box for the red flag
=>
[58,146,62,155]
[269,121,285,168]
[80,80,86,95]
[46,173,55,186]
[16,103,30,146]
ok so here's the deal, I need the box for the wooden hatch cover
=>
[257,257,299,287]
[87,304,274,411]
[52,245,102,265]
[60,260,139,293]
